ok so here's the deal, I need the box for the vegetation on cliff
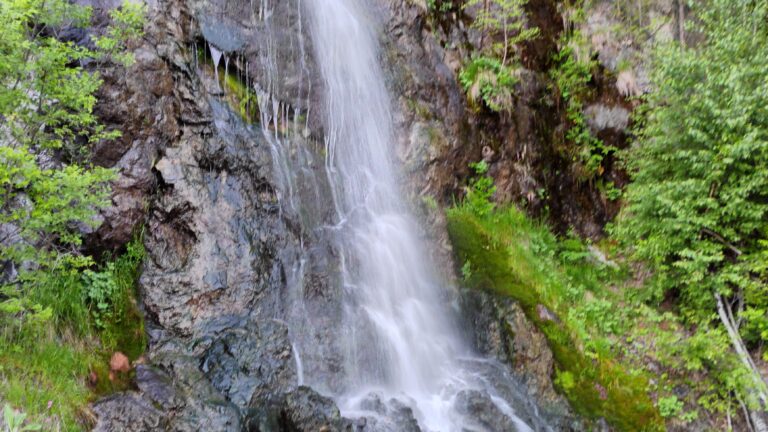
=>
[449,164,664,430]
[447,0,768,429]
[457,0,539,112]
[0,0,146,429]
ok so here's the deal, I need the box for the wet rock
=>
[277,387,351,431]
[140,101,281,336]
[454,389,522,432]
[134,365,182,410]
[92,393,167,432]
[203,322,297,409]
[87,30,179,253]
[80,0,317,424]
[92,1,350,430]
[461,289,583,430]
[194,0,323,132]
[87,0,597,430]
[356,393,421,432]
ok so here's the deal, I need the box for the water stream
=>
[198,0,553,429]
[300,1,548,431]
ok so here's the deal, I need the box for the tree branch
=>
[701,227,743,256]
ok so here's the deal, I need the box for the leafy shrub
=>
[83,265,119,329]
[459,0,539,112]
[463,161,496,216]
[464,0,539,62]
[657,395,684,419]
[550,41,615,177]
[0,1,146,428]
[459,57,518,112]
[93,2,146,66]
[614,0,768,411]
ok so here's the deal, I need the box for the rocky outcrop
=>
[383,0,682,240]
[90,0,344,429]
[461,289,583,431]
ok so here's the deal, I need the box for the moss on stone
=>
[446,206,664,431]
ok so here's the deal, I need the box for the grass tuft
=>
[0,234,147,431]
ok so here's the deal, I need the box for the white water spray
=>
[303,1,538,430]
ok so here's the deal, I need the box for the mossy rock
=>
[446,207,664,431]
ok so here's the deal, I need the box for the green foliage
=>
[464,0,539,62]
[550,39,615,177]
[460,260,473,281]
[459,56,518,112]
[83,266,119,329]
[0,0,142,157]
[1,337,97,431]
[0,1,146,428]
[459,0,538,112]
[222,65,260,122]
[95,235,147,357]
[463,160,496,216]
[0,0,144,289]
[3,404,42,432]
[616,0,768,318]
[598,179,622,201]
[614,0,768,414]
[657,395,684,418]
[426,0,454,13]
[0,235,147,431]
[554,370,575,391]
[93,2,146,66]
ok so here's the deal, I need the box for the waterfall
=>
[300,1,546,430]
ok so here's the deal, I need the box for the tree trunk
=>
[716,293,768,432]
[678,0,686,46]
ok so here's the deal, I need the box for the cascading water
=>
[195,0,554,428]
[298,1,550,430]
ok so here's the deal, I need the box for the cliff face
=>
[387,0,683,238]
[84,0,681,430]
[89,1,314,429]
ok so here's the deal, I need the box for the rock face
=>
[90,0,331,429]
[461,289,582,431]
[382,0,682,240]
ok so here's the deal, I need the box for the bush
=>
[550,40,615,177]
[459,0,538,112]
[0,1,146,428]
[614,0,768,411]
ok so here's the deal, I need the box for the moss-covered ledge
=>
[446,205,663,431]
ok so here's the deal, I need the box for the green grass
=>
[0,337,96,430]
[0,235,147,431]
[446,204,664,431]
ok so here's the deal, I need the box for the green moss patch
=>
[447,206,663,431]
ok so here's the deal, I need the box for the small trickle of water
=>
[293,343,305,386]
[210,45,223,82]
